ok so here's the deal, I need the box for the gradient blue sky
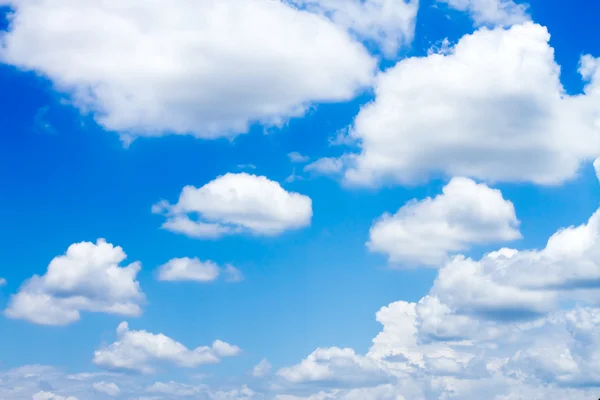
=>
[2,0,600,399]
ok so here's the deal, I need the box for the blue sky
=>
[2,0,600,399]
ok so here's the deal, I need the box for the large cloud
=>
[0,0,380,141]
[275,201,600,399]
[154,173,313,238]
[341,22,600,186]
[368,177,521,266]
[4,239,144,326]
[93,322,241,373]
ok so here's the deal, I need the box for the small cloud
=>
[594,158,600,183]
[224,265,244,283]
[304,157,344,176]
[92,382,120,397]
[0,277,6,287]
[284,168,304,184]
[237,164,257,170]
[288,152,310,163]
[252,358,272,377]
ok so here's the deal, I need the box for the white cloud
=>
[253,359,273,378]
[288,152,310,163]
[156,258,221,283]
[304,158,345,176]
[594,158,600,182]
[4,239,144,326]
[287,0,419,57]
[274,200,600,399]
[368,177,521,266]
[0,277,6,287]
[93,322,240,373]
[341,23,600,187]
[438,0,529,26]
[92,382,120,397]
[154,173,312,238]
[33,392,77,400]
[0,0,377,141]
[278,347,392,387]
[146,381,207,397]
[224,265,244,283]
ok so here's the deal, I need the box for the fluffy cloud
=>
[253,359,273,378]
[93,322,241,373]
[278,347,392,387]
[341,23,600,187]
[154,173,312,238]
[33,392,77,400]
[4,239,144,326]
[156,257,242,283]
[0,0,378,141]
[92,382,120,397]
[286,0,419,57]
[368,177,521,266]
[438,0,529,26]
[274,199,600,399]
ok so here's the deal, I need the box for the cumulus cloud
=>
[287,0,419,57]
[368,177,521,266]
[92,382,120,397]
[93,322,241,373]
[278,347,392,387]
[156,258,238,283]
[154,173,312,238]
[438,0,529,26]
[0,0,378,141]
[4,239,144,326]
[340,23,600,187]
[32,392,77,400]
[276,201,600,399]
[253,359,273,378]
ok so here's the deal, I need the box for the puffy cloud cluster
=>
[274,196,600,399]
[368,177,521,266]
[4,239,144,326]
[338,22,600,187]
[156,257,243,283]
[93,322,241,373]
[0,0,385,141]
[154,173,313,239]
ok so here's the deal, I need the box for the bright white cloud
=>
[368,177,521,266]
[4,239,144,326]
[0,0,376,141]
[154,173,312,238]
[92,382,120,397]
[253,359,273,378]
[277,202,600,399]
[341,23,600,187]
[93,322,241,373]
[438,0,529,26]
[287,0,419,57]
[156,258,221,283]
[594,158,600,182]
[278,347,392,387]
